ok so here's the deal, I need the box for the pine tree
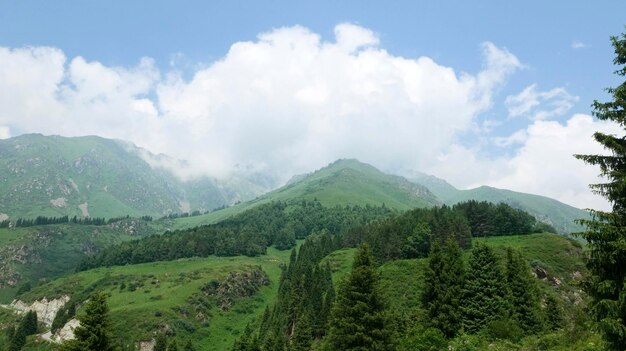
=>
[544,294,564,331]
[60,291,115,351]
[324,243,392,351]
[23,310,38,335]
[461,243,507,333]
[574,29,626,351]
[422,240,464,338]
[504,248,543,333]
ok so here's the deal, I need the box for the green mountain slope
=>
[0,219,159,301]
[5,246,294,350]
[411,172,588,234]
[0,134,265,219]
[1,233,585,350]
[170,159,441,230]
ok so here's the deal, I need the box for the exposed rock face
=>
[78,202,89,217]
[55,318,80,342]
[10,295,70,326]
[50,197,67,208]
[139,339,156,351]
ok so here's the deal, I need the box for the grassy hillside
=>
[170,159,440,230]
[0,134,265,220]
[412,172,589,234]
[0,233,591,350]
[8,246,294,351]
[0,219,160,302]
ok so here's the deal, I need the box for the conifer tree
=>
[504,248,543,333]
[324,243,392,351]
[60,291,115,351]
[574,28,626,351]
[422,240,464,338]
[461,243,507,333]
[544,294,564,331]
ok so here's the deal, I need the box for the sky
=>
[0,1,625,210]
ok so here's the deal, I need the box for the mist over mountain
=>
[0,134,269,220]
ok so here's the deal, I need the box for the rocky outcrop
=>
[55,318,80,341]
[10,295,70,326]
[139,339,156,351]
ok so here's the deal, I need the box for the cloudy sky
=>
[0,1,624,210]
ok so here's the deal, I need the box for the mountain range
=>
[0,134,587,234]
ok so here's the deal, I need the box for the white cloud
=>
[2,23,612,211]
[430,114,618,211]
[572,40,586,49]
[0,126,10,139]
[492,129,527,147]
[505,84,579,120]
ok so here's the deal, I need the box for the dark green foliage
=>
[454,201,539,236]
[545,294,564,331]
[167,339,179,351]
[352,201,540,264]
[183,341,196,351]
[79,200,392,270]
[324,243,392,351]
[10,215,113,228]
[461,244,508,333]
[422,240,464,338]
[232,233,338,351]
[355,205,472,263]
[8,310,37,351]
[574,29,626,351]
[504,248,543,333]
[59,291,115,351]
[14,282,32,297]
[401,222,431,259]
[154,334,167,351]
[398,325,447,351]
[22,310,37,335]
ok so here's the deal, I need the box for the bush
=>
[399,325,447,351]
[483,318,523,342]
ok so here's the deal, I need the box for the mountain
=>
[169,159,441,229]
[411,172,588,234]
[0,134,267,220]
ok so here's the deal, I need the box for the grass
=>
[16,246,294,350]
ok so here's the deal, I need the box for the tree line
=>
[0,214,153,228]
[345,200,554,264]
[77,200,394,271]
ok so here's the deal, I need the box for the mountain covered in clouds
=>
[0,134,588,235]
[0,134,268,220]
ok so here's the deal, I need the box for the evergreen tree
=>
[324,243,392,351]
[544,294,564,331]
[574,28,626,351]
[504,248,543,333]
[422,240,464,338]
[60,291,115,351]
[23,310,38,335]
[291,311,313,351]
[462,243,507,333]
